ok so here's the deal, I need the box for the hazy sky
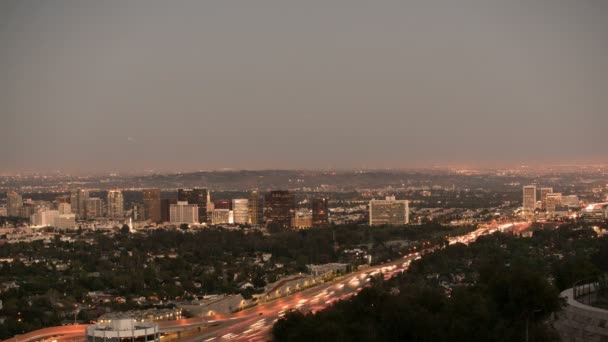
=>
[1,0,607,173]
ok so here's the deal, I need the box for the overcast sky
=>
[1,0,607,173]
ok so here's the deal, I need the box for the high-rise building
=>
[523,185,537,212]
[214,199,232,210]
[232,199,249,224]
[264,190,295,229]
[30,210,59,227]
[545,193,563,212]
[85,198,104,219]
[169,201,199,224]
[107,190,124,219]
[178,188,208,223]
[58,202,72,215]
[292,211,313,229]
[562,195,580,208]
[160,199,177,222]
[312,197,329,227]
[70,189,89,219]
[54,195,71,204]
[56,214,77,229]
[211,209,231,225]
[369,197,409,226]
[206,191,213,214]
[248,190,263,225]
[142,189,161,223]
[540,187,553,209]
[6,191,23,217]
[20,202,40,219]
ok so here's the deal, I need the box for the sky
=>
[1,0,607,173]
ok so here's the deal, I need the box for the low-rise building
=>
[98,308,182,323]
[179,294,248,316]
[86,318,159,342]
[307,263,348,277]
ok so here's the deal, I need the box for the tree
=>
[120,224,130,234]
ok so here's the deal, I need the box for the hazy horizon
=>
[2,0,607,173]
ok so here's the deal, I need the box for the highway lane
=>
[176,251,427,341]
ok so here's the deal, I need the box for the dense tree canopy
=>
[274,226,608,342]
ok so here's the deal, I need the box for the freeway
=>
[173,223,534,341]
[3,222,530,342]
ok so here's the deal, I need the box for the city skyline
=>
[2,0,608,173]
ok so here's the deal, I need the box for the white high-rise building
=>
[56,214,77,229]
[232,199,249,224]
[170,201,199,224]
[369,197,409,226]
[30,210,60,227]
[212,209,231,225]
[523,185,537,212]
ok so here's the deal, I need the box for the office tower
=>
[142,189,161,223]
[540,187,553,209]
[232,199,249,224]
[6,191,23,217]
[54,195,70,204]
[20,203,38,219]
[107,190,124,219]
[312,197,329,227]
[160,199,177,222]
[264,190,295,229]
[206,191,213,213]
[70,190,78,215]
[562,195,580,208]
[248,190,263,225]
[582,203,608,222]
[169,201,199,224]
[56,214,77,229]
[58,202,72,215]
[211,209,231,225]
[70,189,90,219]
[207,201,215,212]
[85,197,104,219]
[369,197,410,226]
[292,211,313,229]
[545,193,563,212]
[178,188,208,223]
[214,199,232,210]
[30,210,59,227]
[523,185,537,212]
